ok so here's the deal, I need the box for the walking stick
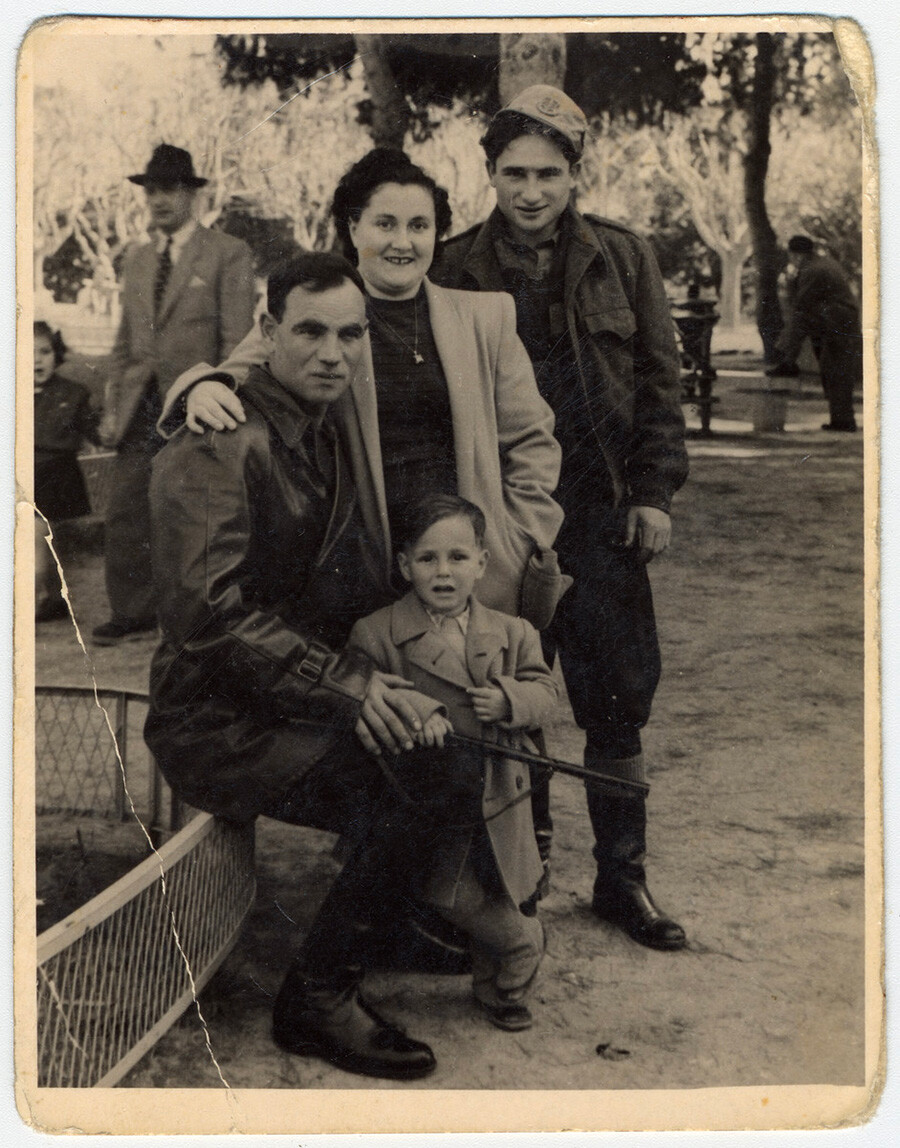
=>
[447,733,649,798]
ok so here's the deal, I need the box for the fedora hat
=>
[128,144,208,188]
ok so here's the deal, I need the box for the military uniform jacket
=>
[432,206,689,514]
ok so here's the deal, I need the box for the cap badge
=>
[536,96,562,117]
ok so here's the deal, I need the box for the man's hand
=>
[625,505,672,564]
[467,685,511,725]
[186,380,247,434]
[414,711,454,748]
[355,671,422,756]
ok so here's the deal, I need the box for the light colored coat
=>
[348,591,556,908]
[161,280,563,616]
[106,225,255,445]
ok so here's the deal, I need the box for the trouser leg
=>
[104,386,164,626]
[820,333,860,429]
[540,524,659,848]
[545,515,685,948]
[104,446,159,624]
[272,795,437,1079]
[439,857,543,1030]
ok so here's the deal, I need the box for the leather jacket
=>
[145,366,392,820]
[432,206,688,514]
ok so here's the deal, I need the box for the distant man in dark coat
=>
[768,234,861,432]
[431,85,690,951]
[94,144,255,645]
[145,251,436,1081]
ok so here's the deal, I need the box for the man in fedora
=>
[94,144,255,645]
[431,86,690,951]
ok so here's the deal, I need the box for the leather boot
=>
[272,821,436,1079]
[273,964,436,1080]
[587,783,686,951]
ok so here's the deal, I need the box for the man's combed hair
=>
[398,493,487,551]
[480,112,580,168]
[266,250,365,320]
[331,147,453,265]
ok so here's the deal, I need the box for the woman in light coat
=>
[162,148,564,622]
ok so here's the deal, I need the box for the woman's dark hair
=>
[398,493,487,552]
[480,112,581,168]
[34,321,67,367]
[266,250,365,321]
[331,148,453,265]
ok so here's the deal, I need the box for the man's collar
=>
[492,209,562,254]
[156,218,198,254]
[240,364,333,453]
[425,603,471,635]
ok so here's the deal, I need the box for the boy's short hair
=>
[266,251,365,321]
[398,494,487,551]
[480,112,581,168]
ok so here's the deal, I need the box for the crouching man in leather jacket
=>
[144,251,437,1081]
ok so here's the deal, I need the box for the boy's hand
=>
[414,712,454,749]
[467,686,510,725]
[186,380,246,434]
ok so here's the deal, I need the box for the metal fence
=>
[35,687,256,1087]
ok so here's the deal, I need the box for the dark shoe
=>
[92,618,157,646]
[822,422,857,433]
[765,362,800,377]
[593,884,687,951]
[475,996,533,1032]
[273,987,436,1081]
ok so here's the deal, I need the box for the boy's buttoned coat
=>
[348,592,557,908]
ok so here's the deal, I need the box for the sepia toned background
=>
[9,3,898,1142]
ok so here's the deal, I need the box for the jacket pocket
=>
[582,306,637,342]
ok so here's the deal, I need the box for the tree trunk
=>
[354,34,408,149]
[718,247,746,328]
[498,33,566,105]
[743,32,783,361]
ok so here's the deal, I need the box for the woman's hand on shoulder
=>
[187,380,246,434]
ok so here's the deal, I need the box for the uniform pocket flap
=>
[582,306,637,341]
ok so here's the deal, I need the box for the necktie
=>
[154,237,173,315]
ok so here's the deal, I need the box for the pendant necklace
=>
[369,296,424,364]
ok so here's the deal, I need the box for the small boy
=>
[348,494,558,1031]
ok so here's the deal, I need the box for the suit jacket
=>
[348,592,556,907]
[160,279,564,618]
[432,206,689,514]
[106,225,255,445]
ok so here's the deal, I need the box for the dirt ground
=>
[31,370,868,1093]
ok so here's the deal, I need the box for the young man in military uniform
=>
[432,86,690,951]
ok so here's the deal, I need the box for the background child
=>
[348,494,558,1031]
[33,321,101,621]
